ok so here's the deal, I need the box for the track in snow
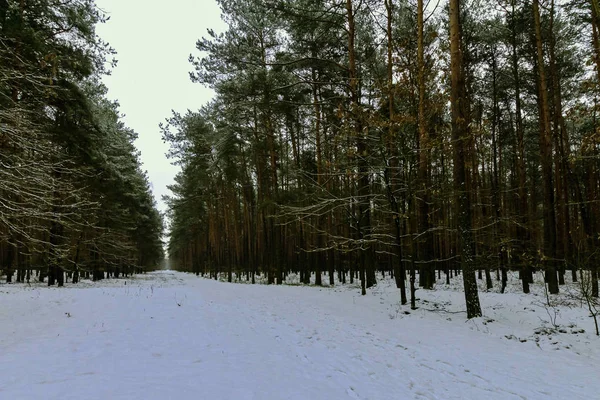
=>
[0,271,597,400]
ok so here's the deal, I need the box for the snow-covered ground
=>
[0,270,598,400]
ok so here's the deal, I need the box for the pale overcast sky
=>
[94,0,226,213]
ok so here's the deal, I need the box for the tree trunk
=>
[490,50,500,292]
[592,0,600,85]
[346,0,370,295]
[509,0,531,294]
[449,0,482,318]
[548,0,573,286]
[385,0,407,304]
[417,0,434,289]
[533,0,559,294]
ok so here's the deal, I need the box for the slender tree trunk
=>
[410,258,417,310]
[346,0,370,295]
[548,0,572,285]
[449,0,482,318]
[4,238,14,283]
[490,49,500,292]
[592,0,600,85]
[509,0,531,294]
[417,0,434,289]
[385,0,407,304]
[312,65,324,287]
[533,0,559,294]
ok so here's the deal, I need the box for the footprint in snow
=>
[346,387,360,399]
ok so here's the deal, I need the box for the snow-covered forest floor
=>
[0,270,598,400]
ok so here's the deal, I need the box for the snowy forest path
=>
[0,271,597,399]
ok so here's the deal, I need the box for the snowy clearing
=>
[0,270,598,400]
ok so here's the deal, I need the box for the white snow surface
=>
[0,270,598,400]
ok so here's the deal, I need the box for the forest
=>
[0,0,165,285]
[163,0,600,318]
[1,2,600,396]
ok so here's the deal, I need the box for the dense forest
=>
[164,0,600,317]
[0,0,164,285]
[2,2,599,397]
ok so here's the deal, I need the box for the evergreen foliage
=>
[0,0,164,284]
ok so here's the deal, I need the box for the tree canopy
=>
[165,0,600,313]
[1,0,164,285]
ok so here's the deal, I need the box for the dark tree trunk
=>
[417,0,434,290]
[449,0,482,318]
[384,0,407,305]
[533,0,558,294]
[509,0,531,294]
[346,0,371,295]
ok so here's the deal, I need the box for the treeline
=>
[164,0,600,315]
[0,0,164,285]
